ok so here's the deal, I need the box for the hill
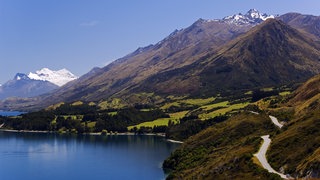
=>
[163,112,280,179]
[164,74,320,179]
[265,74,320,178]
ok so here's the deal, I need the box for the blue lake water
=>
[0,132,180,180]
[0,111,25,116]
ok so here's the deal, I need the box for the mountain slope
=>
[265,75,320,178]
[2,11,320,111]
[138,19,320,95]
[50,20,254,100]
[163,112,280,179]
[0,68,77,100]
[163,74,320,179]
[0,73,58,100]
[277,13,320,40]
[10,10,273,109]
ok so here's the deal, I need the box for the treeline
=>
[165,115,228,141]
[1,103,232,139]
[94,108,169,132]
[53,103,97,115]
[1,111,55,131]
[130,125,168,135]
[1,104,169,133]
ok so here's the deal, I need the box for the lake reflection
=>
[0,132,179,180]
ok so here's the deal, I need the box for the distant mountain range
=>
[0,68,77,100]
[1,9,320,110]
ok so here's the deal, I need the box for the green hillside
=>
[163,112,280,179]
[163,74,320,179]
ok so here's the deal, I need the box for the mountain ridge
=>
[222,8,275,25]
[1,10,320,111]
[28,10,266,105]
[136,19,320,96]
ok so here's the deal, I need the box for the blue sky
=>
[0,0,319,84]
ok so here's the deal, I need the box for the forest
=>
[0,103,169,134]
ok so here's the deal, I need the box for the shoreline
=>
[87,132,166,137]
[0,129,50,133]
[0,128,182,143]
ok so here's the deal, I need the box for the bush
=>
[101,129,108,135]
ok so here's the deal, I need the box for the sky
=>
[0,0,319,84]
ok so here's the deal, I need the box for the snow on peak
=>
[14,73,30,81]
[222,9,275,25]
[28,68,78,86]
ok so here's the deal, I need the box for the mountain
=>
[27,68,78,87]
[0,73,58,100]
[137,19,320,95]
[277,12,320,40]
[5,10,273,108]
[48,13,319,101]
[0,68,77,100]
[2,10,320,111]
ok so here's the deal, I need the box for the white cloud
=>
[80,20,99,27]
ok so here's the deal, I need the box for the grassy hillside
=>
[163,112,281,179]
[265,75,320,177]
[164,74,320,179]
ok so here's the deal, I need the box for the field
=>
[199,102,249,120]
[128,96,249,129]
[127,111,188,130]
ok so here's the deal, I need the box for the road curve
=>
[250,112,288,178]
[269,115,283,128]
[254,135,287,179]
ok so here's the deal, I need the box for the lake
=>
[0,132,180,180]
[0,111,25,116]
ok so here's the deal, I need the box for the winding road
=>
[250,112,288,179]
[254,135,287,179]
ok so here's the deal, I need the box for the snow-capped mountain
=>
[0,73,58,100]
[222,9,275,25]
[28,68,77,86]
[0,68,77,100]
